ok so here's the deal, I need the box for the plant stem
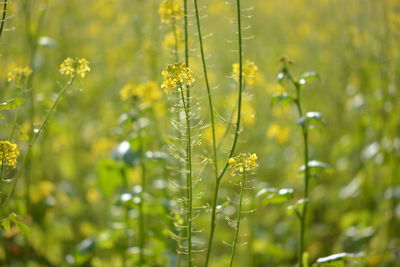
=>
[0,0,8,38]
[191,1,220,264]
[138,126,146,266]
[205,0,244,263]
[292,78,309,267]
[0,76,75,215]
[179,85,193,267]
[229,170,246,267]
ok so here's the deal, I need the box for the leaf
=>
[299,160,331,175]
[257,187,294,205]
[0,98,24,111]
[111,141,139,167]
[277,72,287,84]
[1,218,10,232]
[9,213,30,236]
[314,252,364,266]
[96,159,123,198]
[271,93,294,107]
[297,111,326,129]
[299,71,320,86]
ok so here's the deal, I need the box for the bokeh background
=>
[0,0,399,266]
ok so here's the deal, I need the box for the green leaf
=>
[299,160,331,174]
[257,187,294,205]
[297,111,326,129]
[314,252,364,266]
[1,218,11,232]
[299,71,320,86]
[277,72,287,84]
[9,213,30,236]
[96,159,123,198]
[271,93,294,107]
[0,98,24,111]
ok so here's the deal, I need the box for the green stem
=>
[0,0,8,38]
[229,170,246,267]
[205,0,244,263]
[183,0,189,66]
[0,76,75,215]
[138,126,146,266]
[179,85,193,267]
[292,79,309,267]
[192,1,219,265]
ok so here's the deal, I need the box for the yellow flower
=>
[232,60,258,86]
[7,67,32,84]
[120,81,162,105]
[60,57,91,78]
[228,153,258,175]
[161,62,195,94]
[0,141,19,168]
[158,0,183,23]
[267,124,290,144]
[76,58,91,78]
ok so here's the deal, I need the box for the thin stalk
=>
[205,0,244,263]
[138,126,146,266]
[179,85,193,267]
[229,170,246,267]
[292,78,309,267]
[183,0,189,66]
[0,76,75,215]
[192,1,219,264]
[0,0,8,38]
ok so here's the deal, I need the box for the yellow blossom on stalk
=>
[59,57,91,78]
[161,62,195,94]
[158,0,183,23]
[0,141,19,168]
[120,81,162,104]
[267,124,290,144]
[7,67,32,83]
[228,153,258,175]
[76,58,91,78]
[232,60,258,86]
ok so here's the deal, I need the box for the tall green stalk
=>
[191,1,219,265]
[182,1,193,265]
[205,0,244,264]
[138,126,146,266]
[178,84,193,267]
[228,169,246,267]
[284,65,310,267]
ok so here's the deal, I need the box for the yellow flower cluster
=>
[228,153,258,175]
[158,0,183,23]
[0,141,19,168]
[59,57,91,78]
[267,124,290,144]
[161,62,195,94]
[232,60,258,85]
[7,67,32,83]
[120,81,162,104]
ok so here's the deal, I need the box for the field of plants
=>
[0,0,399,266]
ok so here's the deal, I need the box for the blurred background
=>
[0,0,399,266]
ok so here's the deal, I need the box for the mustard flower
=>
[158,0,183,23]
[120,81,162,104]
[232,60,258,86]
[0,141,19,168]
[60,57,91,78]
[7,67,32,84]
[228,153,258,175]
[161,62,195,94]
